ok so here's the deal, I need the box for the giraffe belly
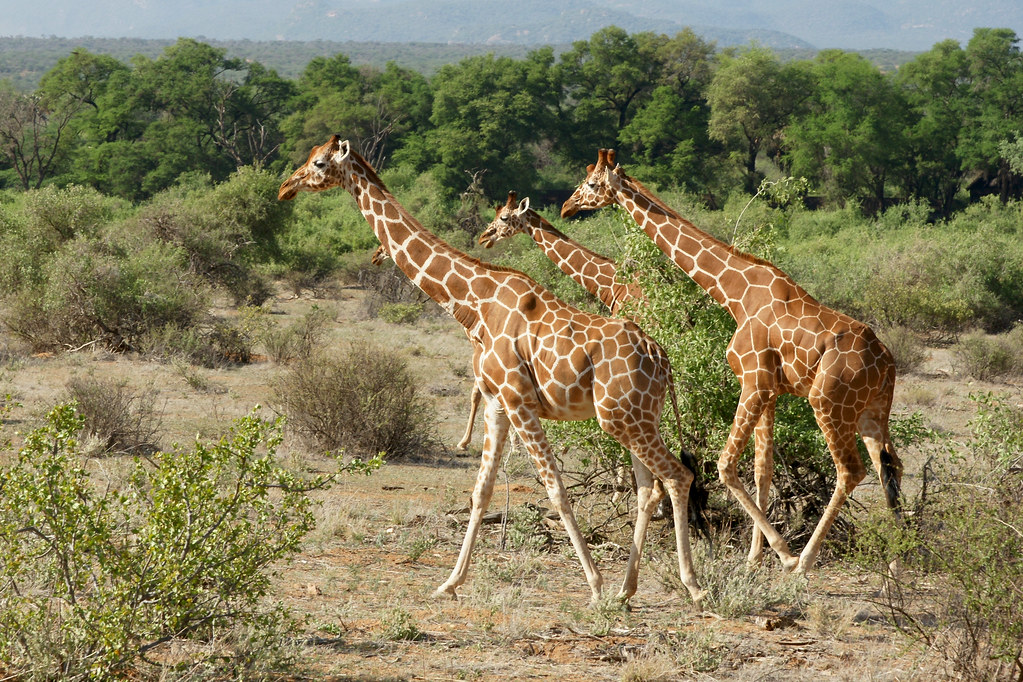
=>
[534,380,598,421]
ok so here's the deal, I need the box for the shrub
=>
[0,404,379,680]
[0,184,124,292]
[877,325,928,375]
[63,375,162,454]
[271,344,437,459]
[953,325,1023,381]
[242,304,334,363]
[138,318,256,368]
[378,302,424,324]
[5,236,210,353]
[853,394,1023,681]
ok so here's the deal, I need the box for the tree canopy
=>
[0,28,1021,215]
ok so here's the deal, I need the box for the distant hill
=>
[6,0,1020,52]
[0,36,922,93]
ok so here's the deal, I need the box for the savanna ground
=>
[0,276,1007,681]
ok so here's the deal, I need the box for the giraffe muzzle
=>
[278,179,300,201]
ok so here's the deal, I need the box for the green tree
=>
[403,50,560,199]
[785,50,913,214]
[960,28,1023,203]
[619,29,720,192]
[895,39,972,217]
[707,46,809,194]
[280,53,367,166]
[558,27,664,159]
[0,81,81,189]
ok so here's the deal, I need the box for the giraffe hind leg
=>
[748,398,776,567]
[796,415,866,573]
[616,457,664,602]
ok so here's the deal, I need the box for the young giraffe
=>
[562,148,903,573]
[479,191,643,316]
[278,135,705,605]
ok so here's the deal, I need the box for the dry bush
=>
[953,324,1023,381]
[242,305,334,363]
[271,343,437,459]
[62,375,162,455]
[879,324,928,374]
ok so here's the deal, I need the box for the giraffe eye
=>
[314,160,326,169]
[500,215,508,222]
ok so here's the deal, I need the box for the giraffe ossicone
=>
[564,148,903,574]
[279,136,705,606]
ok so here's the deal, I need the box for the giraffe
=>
[479,191,643,317]
[278,135,705,606]
[372,243,482,451]
[562,148,903,573]
[480,190,641,503]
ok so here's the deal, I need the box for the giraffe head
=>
[478,191,531,249]
[278,134,353,200]
[370,244,390,266]
[561,148,620,218]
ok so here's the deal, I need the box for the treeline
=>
[0,35,539,89]
[1,25,1021,216]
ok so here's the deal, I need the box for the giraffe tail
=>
[665,367,711,540]
[879,445,903,519]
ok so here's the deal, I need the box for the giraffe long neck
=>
[525,212,632,313]
[614,176,763,324]
[344,154,481,322]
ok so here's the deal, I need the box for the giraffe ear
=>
[585,163,596,174]
[517,196,530,214]
[335,139,351,161]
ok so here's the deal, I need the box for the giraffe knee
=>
[838,464,866,494]
[717,458,741,488]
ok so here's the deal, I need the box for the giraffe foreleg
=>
[434,395,509,599]
[456,383,482,450]
[508,407,604,603]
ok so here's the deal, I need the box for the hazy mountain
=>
[3,0,1021,51]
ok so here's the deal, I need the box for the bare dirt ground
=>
[1,279,1006,681]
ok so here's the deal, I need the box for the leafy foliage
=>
[853,393,1023,681]
[0,404,379,680]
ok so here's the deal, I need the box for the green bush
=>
[853,394,1023,681]
[271,343,438,459]
[378,302,424,324]
[0,404,378,680]
[4,235,210,353]
[0,184,125,292]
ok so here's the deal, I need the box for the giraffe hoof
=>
[431,585,458,601]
